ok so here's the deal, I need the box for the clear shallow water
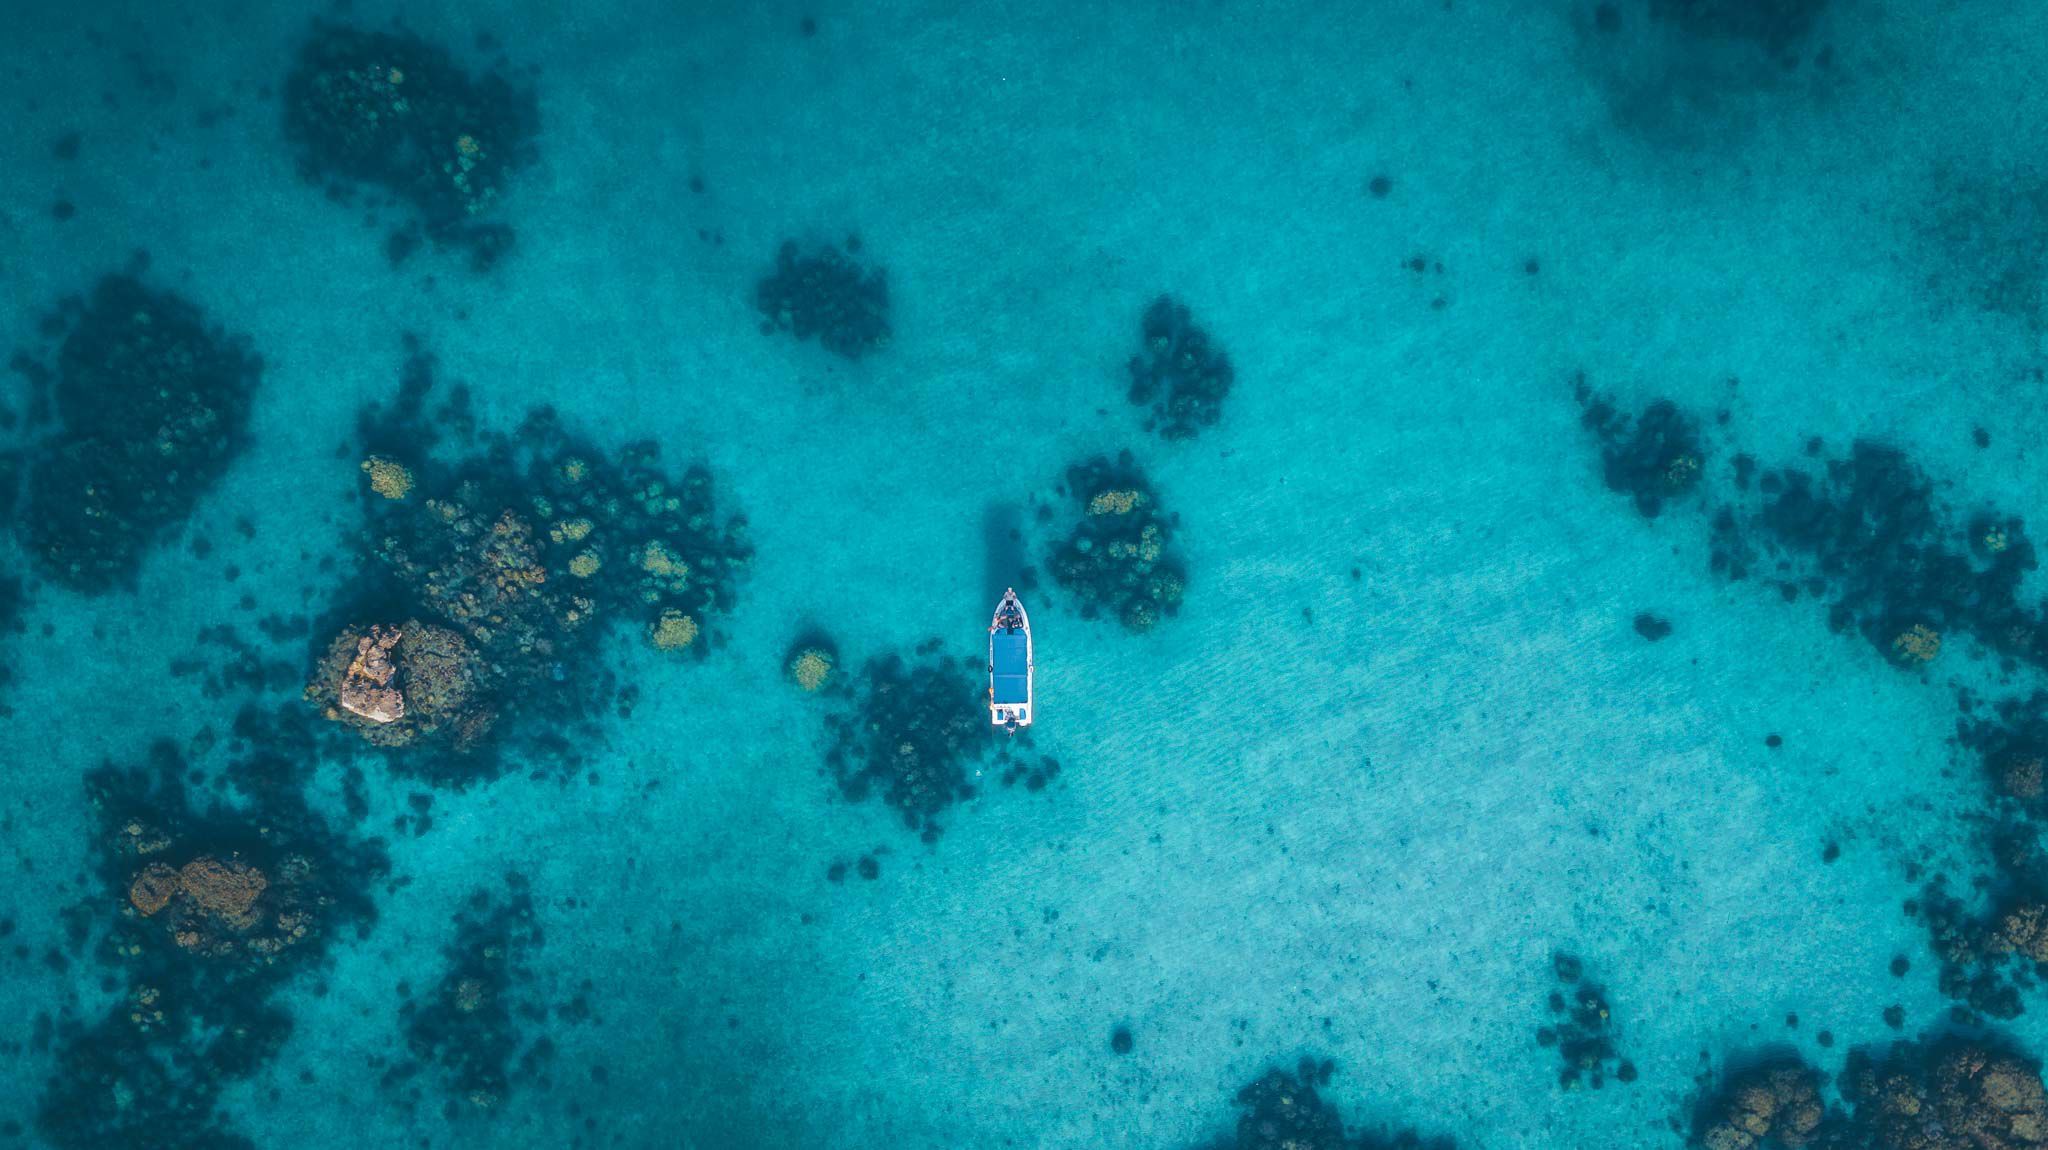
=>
[6,1,2048,1147]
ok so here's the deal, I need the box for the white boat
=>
[988,588,1033,730]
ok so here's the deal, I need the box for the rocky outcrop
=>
[338,625,405,723]
[125,853,312,958]
[309,619,488,749]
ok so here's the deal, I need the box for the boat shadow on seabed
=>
[982,501,1031,605]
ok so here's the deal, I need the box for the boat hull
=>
[988,589,1033,729]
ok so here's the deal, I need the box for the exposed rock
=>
[338,625,405,723]
[309,619,487,749]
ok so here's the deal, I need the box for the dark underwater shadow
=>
[983,501,1030,606]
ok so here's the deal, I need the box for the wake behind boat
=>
[988,588,1033,730]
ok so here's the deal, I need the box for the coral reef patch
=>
[34,707,387,1149]
[1204,1058,1455,1150]
[391,876,552,1116]
[282,21,539,269]
[1574,379,1704,519]
[1043,451,1187,631]
[822,647,988,840]
[785,632,837,693]
[1691,1038,2048,1148]
[1128,294,1235,440]
[1536,952,1636,1089]
[753,237,891,360]
[1748,441,2038,669]
[1906,696,2048,1019]
[309,342,752,787]
[1840,1037,2048,1149]
[1223,1059,1348,1150]
[1573,383,2045,674]
[1690,1054,1828,1150]
[9,272,261,592]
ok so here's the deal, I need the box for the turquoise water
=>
[8,1,2048,1147]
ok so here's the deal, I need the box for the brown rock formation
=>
[128,863,181,915]
[124,852,320,960]
[309,619,489,749]
[177,857,268,929]
[339,625,405,724]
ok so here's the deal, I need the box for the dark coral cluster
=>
[1044,451,1187,631]
[1208,1059,1454,1150]
[1574,379,1704,519]
[1838,1038,2048,1150]
[754,237,891,361]
[8,272,261,592]
[1691,1056,1828,1150]
[307,343,752,786]
[1226,1060,1348,1150]
[1908,877,2034,1021]
[822,647,988,840]
[35,708,387,1149]
[391,877,551,1117]
[1536,952,1636,1089]
[1128,294,1235,440]
[1693,1041,2048,1150]
[1575,385,2046,675]
[1902,698,2048,1020]
[282,21,539,269]
[1748,441,2039,670]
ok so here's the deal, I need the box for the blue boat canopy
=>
[991,631,1029,705]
